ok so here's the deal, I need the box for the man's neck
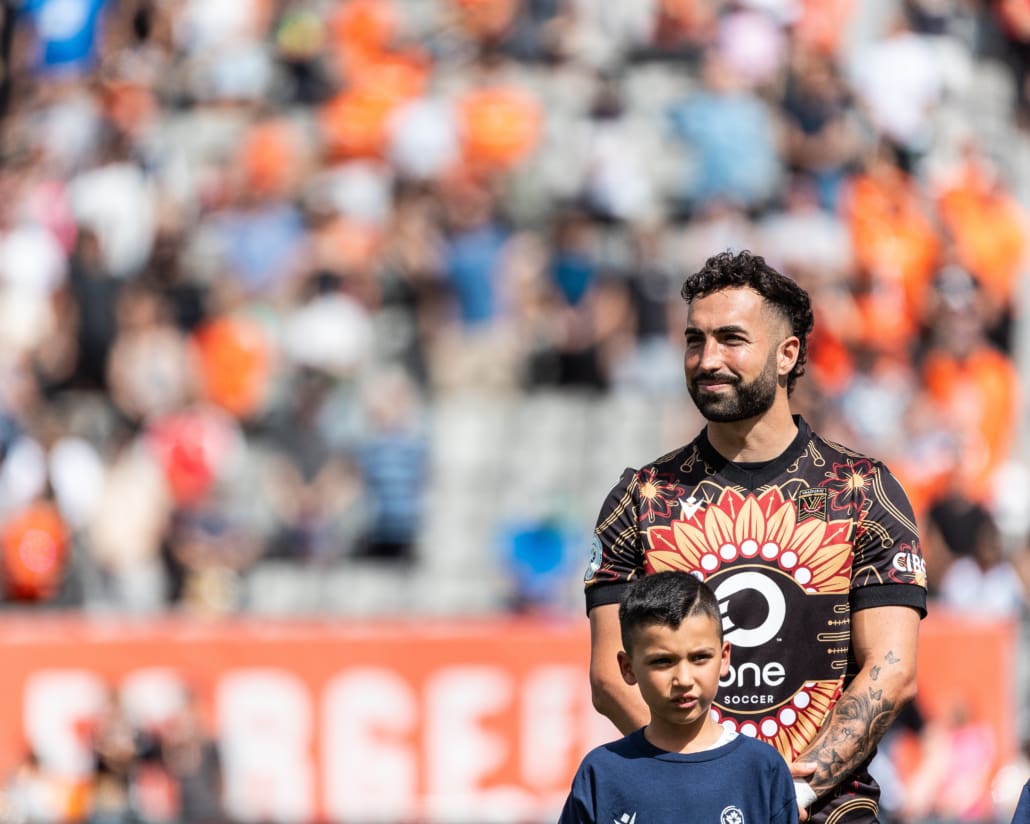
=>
[705,405,799,464]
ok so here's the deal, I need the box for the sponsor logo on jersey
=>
[711,567,843,710]
[892,550,926,576]
[796,488,827,523]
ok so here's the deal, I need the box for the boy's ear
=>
[720,641,731,678]
[617,650,637,686]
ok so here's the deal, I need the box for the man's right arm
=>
[588,602,649,734]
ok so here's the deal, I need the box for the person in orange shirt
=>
[935,143,1028,346]
[919,268,1019,500]
[841,147,940,353]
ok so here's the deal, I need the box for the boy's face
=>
[618,615,730,741]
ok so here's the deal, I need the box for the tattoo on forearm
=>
[804,651,904,798]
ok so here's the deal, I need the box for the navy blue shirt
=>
[1012,779,1030,824]
[559,730,798,824]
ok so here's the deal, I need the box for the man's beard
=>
[688,354,779,423]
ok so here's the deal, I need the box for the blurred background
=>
[0,0,1028,822]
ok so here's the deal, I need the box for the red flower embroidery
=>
[822,459,875,513]
[636,468,686,524]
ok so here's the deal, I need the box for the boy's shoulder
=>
[585,728,651,763]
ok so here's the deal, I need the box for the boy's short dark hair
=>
[619,571,723,652]
[680,249,814,395]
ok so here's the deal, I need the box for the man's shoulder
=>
[638,436,705,474]
[807,426,895,472]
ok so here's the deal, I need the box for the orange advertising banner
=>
[0,609,1017,823]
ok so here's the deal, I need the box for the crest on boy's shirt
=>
[796,488,828,523]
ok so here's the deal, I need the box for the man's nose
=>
[698,338,722,371]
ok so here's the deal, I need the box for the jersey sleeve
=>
[584,467,644,614]
[557,759,598,824]
[850,460,927,617]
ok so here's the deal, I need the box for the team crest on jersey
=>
[720,805,744,824]
[584,535,603,582]
[796,488,828,523]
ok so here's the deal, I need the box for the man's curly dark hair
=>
[680,250,814,395]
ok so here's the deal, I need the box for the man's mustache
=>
[692,372,739,386]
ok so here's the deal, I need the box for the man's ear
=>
[778,336,800,377]
[618,650,637,686]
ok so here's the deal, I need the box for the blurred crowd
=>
[0,0,1028,619]
[4,683,224,824]
[1,1,1030,821]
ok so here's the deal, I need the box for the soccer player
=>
[560,571,798,824]
[584,250,927,823]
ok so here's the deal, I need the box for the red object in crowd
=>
[145,407,240,506]
[1,501,69,601]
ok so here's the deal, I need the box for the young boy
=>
[559,571,799,824]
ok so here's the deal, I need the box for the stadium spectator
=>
[938,513,1027,619]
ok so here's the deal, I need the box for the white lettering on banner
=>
[216,670,314,824]
[24,670,107,777]
[18,661,598,821]
[424,666,511,797]
[323,668,417,823]
[520,666,583,789]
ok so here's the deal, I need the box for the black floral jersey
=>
[585,416,926,764]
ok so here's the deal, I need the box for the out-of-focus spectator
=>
[841,144,941,353]
[919,268,1020,501]
[848,11,945,161]
[779,45,862,210]
[86,429,171,612]
[938,514,1027,619]
[996,0,1030,126]
[105,283,194,425]
[932,140,1029,350]
[354,368,429,562]
[922,479,995,591]
[259,367,367,565]
[667,47,782,213]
